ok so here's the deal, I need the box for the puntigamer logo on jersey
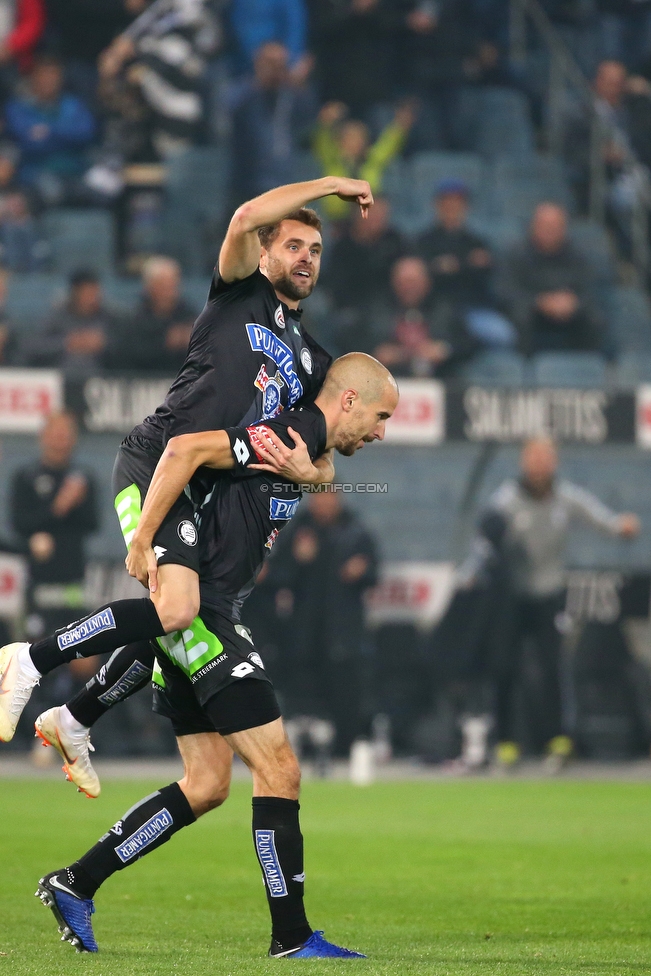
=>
[246,324,303,403]
[270,496,300,520]
[57,608,116,650]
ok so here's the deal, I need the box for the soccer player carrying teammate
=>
[0,174,373,796]
[36,353,399,960]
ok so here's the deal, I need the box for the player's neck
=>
[315,397,338,449]
[260,268,301,310]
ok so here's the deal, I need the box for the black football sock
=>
[252,797,312,950]
[66,642,156,728]
[29,600,165,674]
[70,782,196,897]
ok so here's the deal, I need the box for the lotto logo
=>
[233,438,250,465]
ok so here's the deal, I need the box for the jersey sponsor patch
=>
[255,829,288,897]
[247,424,273,462]
[245,324,303,404]
[270,496,301,520]
[57,608,116,651]
[177,520,198,546]
[300,347,313,374]
[97,659,152,707]
[114,808,173,863]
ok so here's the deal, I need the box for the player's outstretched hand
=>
[249,427,321,483]
[333,177,374,217]
[126,539,159,592]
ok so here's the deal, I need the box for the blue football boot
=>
[269,930,367,958]
[35,869,98,952]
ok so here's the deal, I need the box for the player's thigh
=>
[177,731,234,814]
[151,563,200,632]
[225,718,300,799]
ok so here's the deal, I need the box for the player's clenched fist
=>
[333,177,373,217]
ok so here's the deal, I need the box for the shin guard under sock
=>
[67,642,156,729]
[252,797,312,950]
[29,600,165,674]
[70,782,196,896]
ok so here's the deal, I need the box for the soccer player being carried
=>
[36,352,399,959]
[0,172,374,789]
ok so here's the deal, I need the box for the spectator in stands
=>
[0,0,45,85]
[98,0,219,160]
[0,189,47,271]
[230,0,309,76]
[324,196,404,311]
[484,436,640,770]
[312,100,413,222]
[113,256,195,373]
[596,0,651,73]
[0,268,18,364]
[229,41,316,203]
[399,0,476,150]
[565,60,651,216]
[370,255,477,376]
[5,55,96,205]
[307,0,402,116]
[10,411,99,639]
[28,269,117,379]
[416,179,515,349]
[499,203,604,355]
[268,486,379,756]
[46,0,142,105]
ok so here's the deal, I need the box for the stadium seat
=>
[6,273,66,331]
[613,351,651,388]
[533,351,607,388]
[392,152,487,236]
[461,350,527,387]
[609,285,651,353]
[161,146,231,272]
[490,153,573,220]
[43,209,116,276]
[473,88,534,157]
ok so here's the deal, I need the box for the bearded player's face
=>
[262,220,322,303]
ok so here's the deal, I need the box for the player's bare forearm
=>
[219,177,373,281]
[312,449,335,485]
[132,432,233,547]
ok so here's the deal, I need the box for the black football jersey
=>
[197,402,327,621]
[133,268,331,450]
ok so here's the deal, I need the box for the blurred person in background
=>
[228,41,316,203]
[98,0,220,161]
[485,437,640,771]
[307,0,402,117]
[370,255,477,377]
[0,188,47,271]
[270,486,378,756]
[324,195,404,345]
[9,411,99,753]
[499,203,604,356]
[596,0,651,73]
[0,0,45,98]
[5,54,96,205]
[311,100,413,222]
[564,60,651,219]
[0,268,18,364]
[230,0,309,77]
[416,179,515,349]
[28,269,117,380]
[112,256,195,373]
[10,411,99,640]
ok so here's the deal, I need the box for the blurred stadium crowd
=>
[3,0,651,769]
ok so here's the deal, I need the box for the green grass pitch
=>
[1,777,651,975]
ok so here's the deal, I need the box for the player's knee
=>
[203,779,230,812]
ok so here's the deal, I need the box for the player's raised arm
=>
[219,177,374,282]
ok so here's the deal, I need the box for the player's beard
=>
[266,258,317,302]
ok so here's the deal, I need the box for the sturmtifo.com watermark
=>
[260,482,388,494]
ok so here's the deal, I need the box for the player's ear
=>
[342,389,357,412]
[259,247,268,270]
